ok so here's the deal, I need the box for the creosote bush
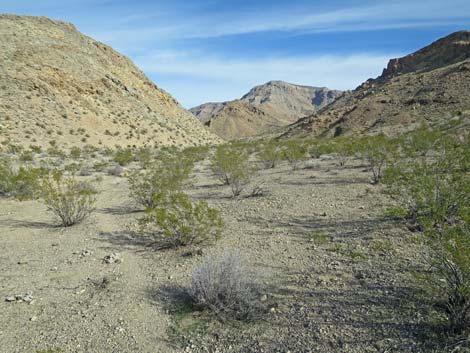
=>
[211,144,254,197]
[113,148,134,166]
[188,250,262,321]
[138,192,223,247]
[0,159,49,200]
[258,140,282,169]
[128,153,194,208]
[40,171,97,227]
[383,126,470,333]
[281,140,309,170]
[357,134,399,184]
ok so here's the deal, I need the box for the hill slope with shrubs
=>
[0,15,220,151]
[284,31,470,138]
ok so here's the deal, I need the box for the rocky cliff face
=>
[190,81,342,140]
[382,31,470,78]
[0,15,220,149]
[283,31,470,138]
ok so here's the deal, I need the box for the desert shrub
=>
[69,146,81,159]
[258,140,282,169]
[357,134,399,184]
[281,140,309,170]
[19,151,34,162]
[113,148,134,166]
[188,250,262,321]
[40,172,97,227]
[138,192,223,247]
[183,145,209,163]
[383,128,470,333]
[211,144,253,197]
[306,139,335,159]
[425,223,470,333]
[0,158,15,196]
[1,165,49,200]
[331,137,356,167]
[128,153,194,208]
[135,147,153,168]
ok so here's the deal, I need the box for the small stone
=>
[103,253,122,264]
[260,294,268,302]
[5,296,15,302]
[30,316,38,322]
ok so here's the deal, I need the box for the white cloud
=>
[88,0,470,44]
[136,51,399,107]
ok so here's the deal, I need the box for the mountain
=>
[190,81,342,140]
[284,31,470,138]
[0,15,220,150]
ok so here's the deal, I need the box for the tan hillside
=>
[0,15,220,150]
[190,81,342,140]
[284,31,470,138]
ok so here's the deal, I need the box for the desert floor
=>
[1,156,438,353]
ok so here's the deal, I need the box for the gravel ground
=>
[0,156,444,353]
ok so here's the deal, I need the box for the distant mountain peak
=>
[190,81,342,140]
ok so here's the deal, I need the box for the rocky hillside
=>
[0,15,220,150]
[191,81,342,140]
[284,31,470,138]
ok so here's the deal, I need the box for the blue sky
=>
[2,0,469,107]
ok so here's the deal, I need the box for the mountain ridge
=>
[283,31,470,138]
[190,80,342,140]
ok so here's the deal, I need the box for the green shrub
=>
[0,164,49,200]
[357,134,399,184]
[383,127,470,333]
[281,140,308,170]
[40,172,97,227]
[69,146,81,159]
[258,140,282,169]
[113,148,134,166]
[0,158,15,196]
[211,144,254,197]
[331,137,356,167]
[138,192,223,247]
[128,153,194,208]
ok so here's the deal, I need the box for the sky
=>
[2,0,469,108]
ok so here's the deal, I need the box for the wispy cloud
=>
[89,0,470,45]
[137,51,398,107]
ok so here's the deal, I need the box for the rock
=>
[260,294,268,302]
[80,250,93,257]
[5,296,15,302]
[30,316,38,322]
[103,253,122,264]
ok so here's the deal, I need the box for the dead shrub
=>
[188,250,262,321]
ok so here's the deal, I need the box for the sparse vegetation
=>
[138,192,223,247]
[211,144,254,197]
[40,171,97,227]
[188,250,262,321]
[128,153,194,208]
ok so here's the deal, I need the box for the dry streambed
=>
[0,158,435,353]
